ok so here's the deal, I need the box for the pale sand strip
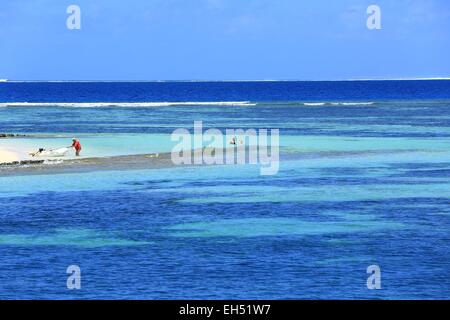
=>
[0,148,423,178]
[0,147,240,176]
[0,148,20,164]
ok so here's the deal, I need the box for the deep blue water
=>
[1,80,450,103]
[1,81,450,299]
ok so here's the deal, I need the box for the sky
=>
[0,0,449,80]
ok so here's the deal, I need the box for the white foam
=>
[0,101,257,108]
[43,159,64,165]
[302,102,375,106]
[332,102,374,106]
[304,102,326,106]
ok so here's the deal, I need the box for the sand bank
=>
[0,147,250,176]
[0,149,20,164]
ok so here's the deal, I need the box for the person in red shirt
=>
[71,138,82,156]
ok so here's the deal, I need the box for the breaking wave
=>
[300,102,375,106]
[0,101,257,107]
[0,101,398,108]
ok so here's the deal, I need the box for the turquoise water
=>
[1,81,450,299]
[1,155,449,298]
[3,133,450,161]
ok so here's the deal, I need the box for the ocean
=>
[1,80,450,299]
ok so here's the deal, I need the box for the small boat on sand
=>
[30,147,70,157]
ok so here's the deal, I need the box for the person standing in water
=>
[70,138,82,156]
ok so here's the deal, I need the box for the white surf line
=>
[303,102,375,106]
[0,101,257,107]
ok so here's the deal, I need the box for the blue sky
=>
[0,0,449,80]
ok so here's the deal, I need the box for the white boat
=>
[0,79,8,82]
[33,147,70,157]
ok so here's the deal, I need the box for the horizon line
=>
[2,77,450,83]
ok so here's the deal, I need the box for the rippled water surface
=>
[1,81,450,299]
